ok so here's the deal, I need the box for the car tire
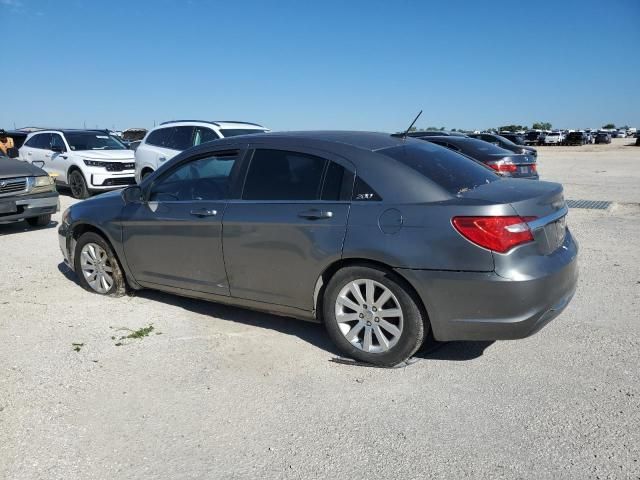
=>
[25,214,52,227]
[69,170,90,199]
[323,265,426,366]
[74,232,126,297]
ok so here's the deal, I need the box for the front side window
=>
[51,134,66,151]
[193,127,220,146]
[65,132,127,151]
[25,134,44,148]
[242,149,325,201]
[149,151,239,202]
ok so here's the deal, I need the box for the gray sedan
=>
[58,132,578,366]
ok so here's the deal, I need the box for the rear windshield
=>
[450,138,512,155]
[219,129,266,138]
[381,141,498,195]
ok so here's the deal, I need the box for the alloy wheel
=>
[70,173,84,198]
[334,279,404,353]
[80,243,114,294]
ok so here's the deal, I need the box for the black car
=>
[0,148,59,227]
[565,132,588,146]
[524,130,544,146]
[419,135,538,179]
[403,130,468,138]
[468,133,538,157]
[498,133,526,145]
[595,132,611,144]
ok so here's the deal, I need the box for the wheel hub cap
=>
[80,243,114,294]
[334,279,404,354]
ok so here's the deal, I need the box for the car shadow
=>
[415,339,495,361]
[56,261,495,365]
[0,219,58,237]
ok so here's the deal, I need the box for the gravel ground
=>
[1,138,639,479]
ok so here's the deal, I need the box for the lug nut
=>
[372,307,377,312]
[366,321,371,326]
[359,313,364,318]
[375,317,379,322]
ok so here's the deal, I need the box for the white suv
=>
[135,120,269,182]
[19,129,136,199]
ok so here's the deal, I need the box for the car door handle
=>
[159,157,167,162]
[298,209,333,220]
[190,208,218,217]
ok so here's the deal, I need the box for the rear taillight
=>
[452,216,537,253]
[531,163,537,172]
[487,161,517,173]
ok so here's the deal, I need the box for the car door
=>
[121,148,244,295]
[45,133,69,180]
[24,133,50,168]
[223,146,354,311]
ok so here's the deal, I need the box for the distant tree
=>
[532,122,552,130]
[408,126,417,132]
[425,126,440,131]
[602,123,616,129]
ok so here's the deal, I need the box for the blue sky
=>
[1,0,639,132]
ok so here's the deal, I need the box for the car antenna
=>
[401,110,422,139]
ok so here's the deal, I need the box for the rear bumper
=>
[397,238,578,341]
[0,192,59,223]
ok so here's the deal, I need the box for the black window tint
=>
[146,128,168,147]
[243,149,326,201]
[51,134,66,151]
[381,142,498,195]
[193,127,219,146]
[167,126,195,150]
[25,135,41,148]
[149,151,239,202]
[353,177,382,201]
[35,133,52,149]
[322,161,354,201]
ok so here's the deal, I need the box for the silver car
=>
[59,132,578,366]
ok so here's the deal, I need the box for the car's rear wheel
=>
[74,232,126,297]
[69,170,90,199]
[323,266,426,366]
[25,214,51,227]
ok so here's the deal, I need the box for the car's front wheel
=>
[69,170,90,199]
[74,232,126,297]
[323,265,426,366]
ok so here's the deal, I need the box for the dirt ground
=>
[1,138,639,479]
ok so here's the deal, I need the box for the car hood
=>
[0,158,47,179]
[76,150,134,161]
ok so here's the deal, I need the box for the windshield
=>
[495,135,517,147]
[219,129,266,138]
[548,133,559,136]
[65,132,127,151]
[381,141,498,196]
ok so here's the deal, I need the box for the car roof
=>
[158,120,267,129]
[25,129,112,136]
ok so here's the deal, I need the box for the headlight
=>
[62,207,71,224]
[83,159,109,167]
[31,175,56,193]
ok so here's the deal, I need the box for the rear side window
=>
[321,161,354,201]
[146,128,170,147]
[243,149,325,201]
[381,142,498,195]
[166,126,195,150]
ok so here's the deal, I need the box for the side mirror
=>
[122,185,143,204]
[51,145,64,153]
[7,147,19,158]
